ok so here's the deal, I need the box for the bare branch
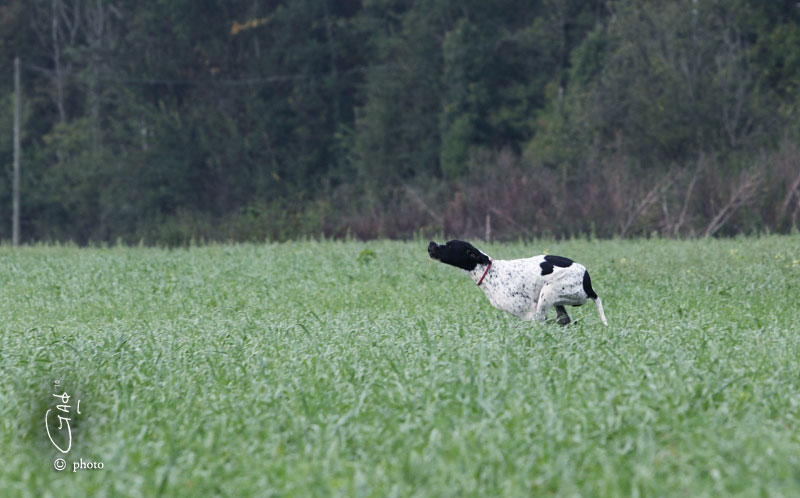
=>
[704,169,763,237]
[402,184,443,225]
[776,142,800,224]
[488,206,534,237]
[620,173,674,237]
[673,155,706,237]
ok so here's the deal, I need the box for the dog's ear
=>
[466,247,481,261]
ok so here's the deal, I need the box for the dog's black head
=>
[428,240,490,271]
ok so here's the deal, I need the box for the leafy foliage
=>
[1,0,799,242]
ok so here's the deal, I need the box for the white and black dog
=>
[428,240,607,326]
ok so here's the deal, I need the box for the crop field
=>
[1,236,800,496]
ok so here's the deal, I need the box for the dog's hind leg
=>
[555,305,571,326]
[534,284,557,323]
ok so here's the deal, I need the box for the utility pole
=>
[12,56,21,246]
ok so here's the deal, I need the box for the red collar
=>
[477,259,492,286]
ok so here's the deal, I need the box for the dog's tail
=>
[583,270,608,326]
[593,297,608,326]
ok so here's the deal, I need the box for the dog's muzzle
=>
[428,241,440,260]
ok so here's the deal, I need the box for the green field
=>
[2,236,800,497]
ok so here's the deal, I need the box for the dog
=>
[428,240,607,326]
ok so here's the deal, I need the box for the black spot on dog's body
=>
[539,255,572,276]
[545,255,573,267]
[582,270,598,299]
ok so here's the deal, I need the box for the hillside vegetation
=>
[1,1,800,242]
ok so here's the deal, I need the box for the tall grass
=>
[1,236,799,496]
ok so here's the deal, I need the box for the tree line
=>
[1,0,799,244]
